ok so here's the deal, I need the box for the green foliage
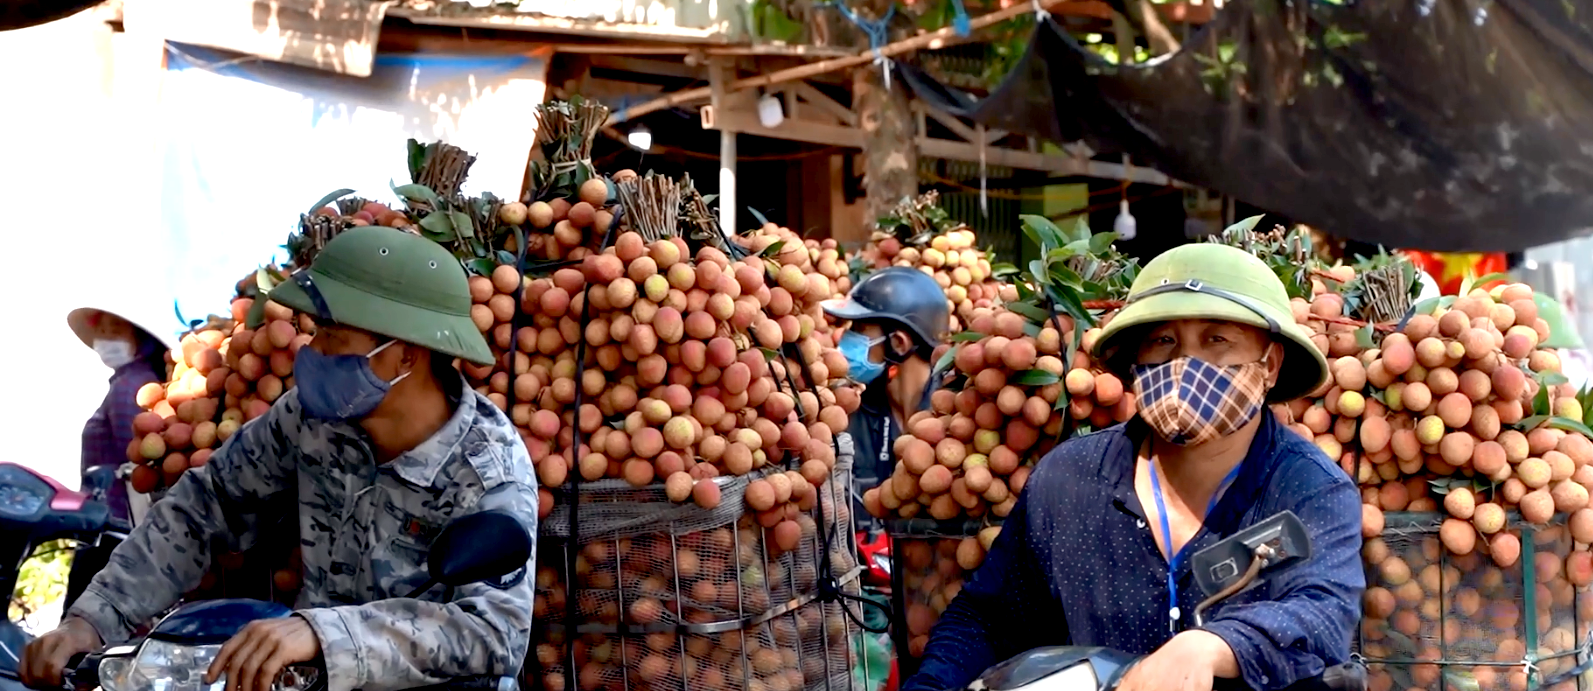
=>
[1013,214,1138,319]
[9,541,73,625]
[874,191,965,246]
[752,0,806,42]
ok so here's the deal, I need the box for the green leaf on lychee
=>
[306,188,355,216]
[245,293,269,330]
[1004,300,1052,324]
[418,211,454,240]
[1534,381,1553,416]
[448,210,476,239]
[392,183,441,208]
[1546,417,1593,438]
[1354,325,1377,350]
[1517,415,1550,431]
[1010,369,1060,386]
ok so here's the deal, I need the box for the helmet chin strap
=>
[881,330,924,366]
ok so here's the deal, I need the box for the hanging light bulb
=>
[1114,154,1137,241]
[1114,198,1137,241]
[626,124,652,152]
[757,94,785,128]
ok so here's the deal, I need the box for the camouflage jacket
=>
[69,379,540,691]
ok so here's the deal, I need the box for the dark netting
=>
[896,0,1593,252]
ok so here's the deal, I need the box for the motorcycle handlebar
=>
[404,675,515,691]
[64,652,100,691]
[1216,663,1364,691]
[1321,662,1365,691]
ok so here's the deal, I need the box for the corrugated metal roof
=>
[125,0,390,76]
[389,0,752,42]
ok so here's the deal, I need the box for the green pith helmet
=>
[1534,292,1586,350]
[1092,243,1329,402]
[267,226,496,366]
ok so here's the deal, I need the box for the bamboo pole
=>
[604,0,1069,125]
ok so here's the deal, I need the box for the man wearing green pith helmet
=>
[907,243,1364,691]
[23,226,540,691]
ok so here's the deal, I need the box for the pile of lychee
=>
[1280,282,1592,562]
[860,308,1133,526]
[1277,279,1593,690]
[126,297,311,494]
[126,294,313,599]
[496,177,619,260]
[854,228,1012,332]
[464,225,861,532]
[312,199,413,231]
[738,222,854,342]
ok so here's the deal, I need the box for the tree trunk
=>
[854,64,918,232]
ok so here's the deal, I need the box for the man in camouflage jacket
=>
[22,227,539,691]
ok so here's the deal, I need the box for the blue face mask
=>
[292,340,410,422]
[839,330,887,384]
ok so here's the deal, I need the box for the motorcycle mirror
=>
[426,510,534,588]
[1190,510,1311,599]
[82,466,118,497]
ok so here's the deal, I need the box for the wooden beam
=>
[792,81,857,127]
[587,54,704,80]
[916,103,1005,145]
[579,77,666,100]
[705,108,1179,185]
[607,0,1071,125]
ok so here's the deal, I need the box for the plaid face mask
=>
[1131,356,1269,446]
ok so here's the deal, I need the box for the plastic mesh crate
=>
[1359,512,1593,691]
[885,520,997,678]
[529,450,871,691]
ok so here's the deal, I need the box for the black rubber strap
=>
[291,270,335,322]
[1127,279,1282,334]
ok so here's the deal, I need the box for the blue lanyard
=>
[1148,460,1244,633]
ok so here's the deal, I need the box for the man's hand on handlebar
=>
[206,616,320,691]
[1117,631,1238,691]
[20,617,102,689]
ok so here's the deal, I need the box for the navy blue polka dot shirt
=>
[903,413,1365,691]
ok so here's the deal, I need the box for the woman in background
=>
[63,304,171,609]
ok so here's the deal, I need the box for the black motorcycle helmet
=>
[822,267,949,356]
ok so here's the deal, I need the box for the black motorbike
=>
[0,461,533,691]
[954,511,1368,691]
